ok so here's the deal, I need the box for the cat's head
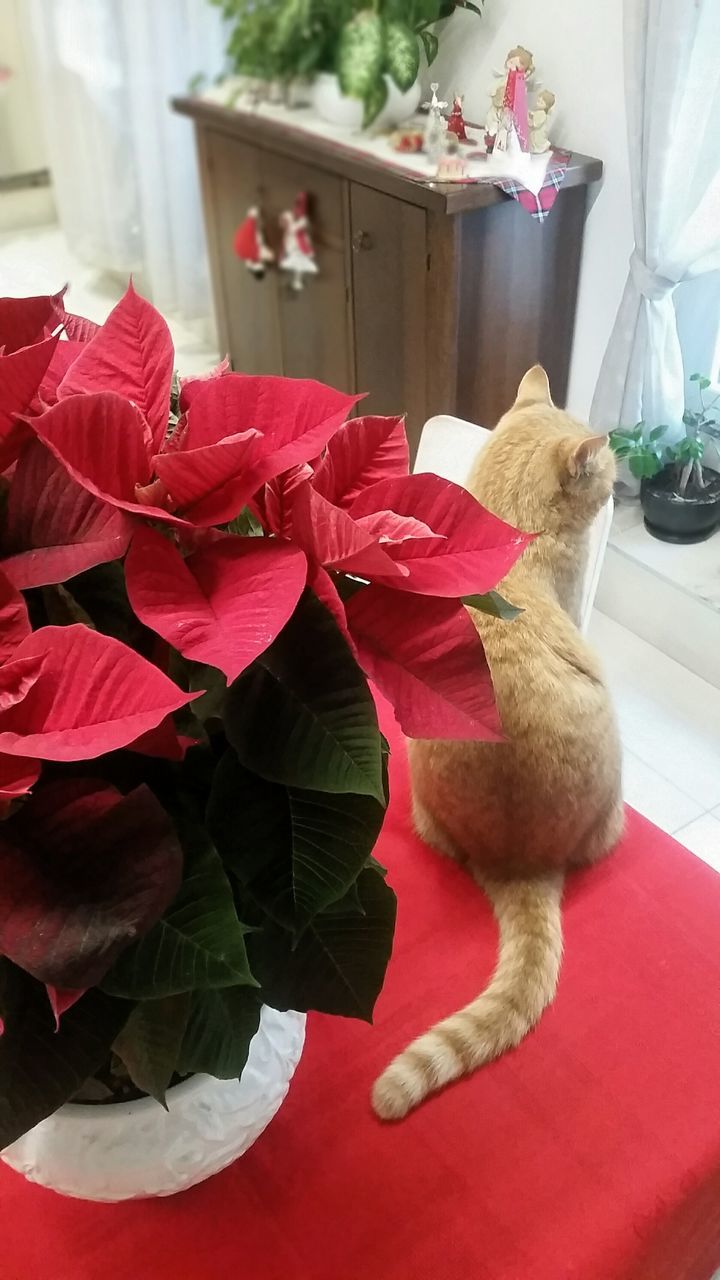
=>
[470,366,615,533]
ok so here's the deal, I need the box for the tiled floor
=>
[609,499,720,614]
[2,215,719,875]
[589,610,720,868]
[0,219,219,376]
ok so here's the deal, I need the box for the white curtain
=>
[591,0,720,436]
[27,0,227,320]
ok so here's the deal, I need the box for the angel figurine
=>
[422,82,448,162]
[529,89,556,153]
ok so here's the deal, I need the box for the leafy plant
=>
[0,283,527,1147]
[609,371,719,495]
[211,0,483,124]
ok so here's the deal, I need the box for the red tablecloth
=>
[3,705,720,1280]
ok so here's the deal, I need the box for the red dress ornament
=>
[233,206,274,279]
[446,94,470,145]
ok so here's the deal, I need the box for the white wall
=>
[0,0,48,178]
[428,0,633,419]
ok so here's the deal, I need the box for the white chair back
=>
[414,414,613,636]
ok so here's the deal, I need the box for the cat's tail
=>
[371,873,564,1121]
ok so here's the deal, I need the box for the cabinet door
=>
[350,184,427,441]
[259,151,353,392]
[196,128,282,374]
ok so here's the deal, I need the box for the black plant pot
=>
[641,465,720,544]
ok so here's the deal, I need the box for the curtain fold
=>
[27,0,227,320]
[591,0,720,436]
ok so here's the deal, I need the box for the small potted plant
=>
[609,373,720,543]
[210,0,483,128]
[0,283,527,1201]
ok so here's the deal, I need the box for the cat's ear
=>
[566,434,608,478]
[514,365,553,408]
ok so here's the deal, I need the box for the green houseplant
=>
[211,0,483,125]
[609,373,720,543]
[0,283,526,1197]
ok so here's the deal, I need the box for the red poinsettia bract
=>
[0,281,529,1030]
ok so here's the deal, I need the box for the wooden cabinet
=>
[178,97,602,458]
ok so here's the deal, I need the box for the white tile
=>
[611,518,720,614]
[596,542,720,690]
[589,611,720,810]
[622,750,704,834]
[0,218,220,370]
[673,814,720,871]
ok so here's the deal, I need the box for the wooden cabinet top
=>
[173,95,603,217]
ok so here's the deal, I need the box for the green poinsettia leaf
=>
[385,20,420,91]
[0,968,131,1148]
[419,28,439,63]
[113,993,191,1107]
[320,880,366,916]
[102,828,256,999]
[248,867,396,1022]
[224,590,384,804]
[178,986,262,1079]
[188,664,227,722]
[338,10,384,99]
[462,590,523,621]
[207,750,386,933]
[366,852,388,877]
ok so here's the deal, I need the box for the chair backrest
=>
[414,414,613,636]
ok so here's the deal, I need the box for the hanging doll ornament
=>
[279,192,318,293]
[233,206,274,279]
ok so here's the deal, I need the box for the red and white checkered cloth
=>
[495,148,572,222]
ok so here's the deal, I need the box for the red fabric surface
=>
[3,704,720,1280]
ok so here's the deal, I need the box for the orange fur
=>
[372,366,623,1121]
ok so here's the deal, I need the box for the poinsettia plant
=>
[0,284,528,1148]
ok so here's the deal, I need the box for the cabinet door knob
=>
[352,229,373,253]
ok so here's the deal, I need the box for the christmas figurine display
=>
[485,84,505,153]
[279,191,318,292]
[493,46,533,154]
[529,89,556,153]
[422,83,448,163]
[233,206,274,279]
[446,93,471,145]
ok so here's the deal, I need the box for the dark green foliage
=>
[210,0,483,123]
[609,372,719,493]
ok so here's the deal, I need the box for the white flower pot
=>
[1,1007,305,1202]
[311,72,421,131]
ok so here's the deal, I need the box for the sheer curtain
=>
[27,0,227,320]
[591,0,720,437]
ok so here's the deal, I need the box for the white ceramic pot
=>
[1,1007,305,1202]
[311,72,421,131]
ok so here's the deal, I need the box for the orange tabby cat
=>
[372,365,623,1121]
